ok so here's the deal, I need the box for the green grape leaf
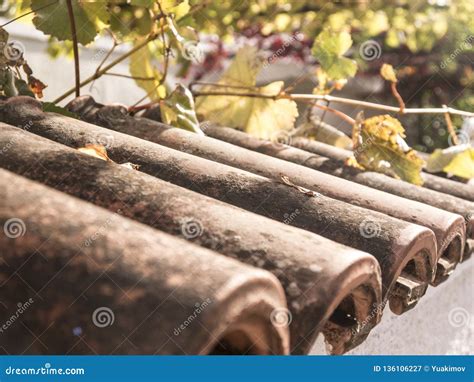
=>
[109,4,152,39]
[353,114,425,185]
[0,27,9,68]
[196,46,298,139]
[0,26,8,43]
[129,40,166,101]
[426,145,474,179]
[312,29,357,80]
[160,84,203,135]
[31,0,109,45]
[0,67,35,98]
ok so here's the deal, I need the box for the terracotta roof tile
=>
[0,96,472,354]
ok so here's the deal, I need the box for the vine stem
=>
[390,82,405,114]
[289,94,474,118]
[66,0,80,97]
[192,90,474,118]
[53,33,157,104]
[443,105,458,145]
[52,1,205,105]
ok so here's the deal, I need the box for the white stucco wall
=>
[1,17,146,106]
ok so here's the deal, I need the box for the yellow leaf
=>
[353,114,425,185]
[380,63,397,83]
[77,144,110,161]
[120,162,141,170]
[129,40,164,101]
[196,46,298,139]
[444,147,474,179]
[172,0,190,20]
[161,84,203,135]
[427,145,474,179]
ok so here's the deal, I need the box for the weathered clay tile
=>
[0,169,289,355]
[0,123,382,355]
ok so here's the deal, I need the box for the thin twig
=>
[193,90,280,100]
[53,33,157,104]
[443,105,458,145]
[104,73,155,81]
[97,40,118,73]
[190,81,260,92]
[89,38,118,91]
[304,100,355,125]
[193,87,474,124]
[66,0,80,97]
[53,3,204,104]
[288,94,474,118]
[128,102,156,113]
[130,5,170,108]
[280,175,320,197]
[390,82,405,113]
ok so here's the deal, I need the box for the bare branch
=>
[66,0,80,97]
